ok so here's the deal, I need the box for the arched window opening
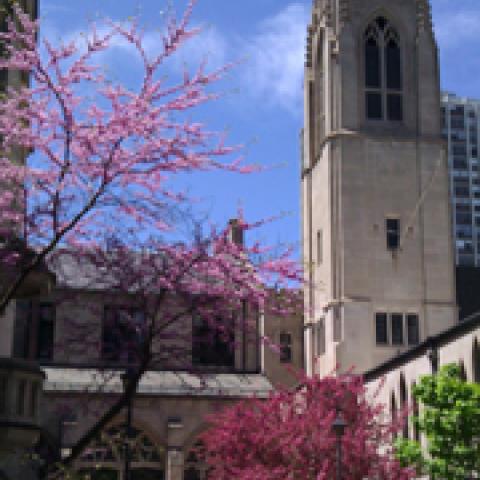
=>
[364,16,403,122]
[78,425,165,480]
[459,361,467,381]
[399,375,409,439]
[474,339,480,383]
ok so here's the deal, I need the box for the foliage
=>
[0,2,301,476]
[0,1,264,311]
[395,364,480,479]
[201,373,415,480]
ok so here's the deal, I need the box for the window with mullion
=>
[365,17,403,122]
[37,303,55,361]
[375,313,388,345]
[407,314,420,345]
[391,313,404,345]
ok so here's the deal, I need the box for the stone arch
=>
[360,7,409,42]
[77,423,166,479]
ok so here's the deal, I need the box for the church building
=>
[301,0,480,446]
[302,0,457,377]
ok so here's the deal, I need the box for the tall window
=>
[365,16,403,122]
[102,306,145,363]
[192,316,234,368]
[36,304,55,360]
[391,313,404,345]
[407,314,420,345]
[374,312,421,347]
[386,218,400,250]
[375,313,388,345]
[14,301,55,361]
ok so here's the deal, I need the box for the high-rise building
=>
[442,92,480,267]
[302,0,457,377]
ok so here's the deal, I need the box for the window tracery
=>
[78,425,165,480]
[364,16,403,122]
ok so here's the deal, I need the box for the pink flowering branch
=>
[0,4,305,476]
[0,2,252,313]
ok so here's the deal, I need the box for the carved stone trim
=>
[416,0,434,35]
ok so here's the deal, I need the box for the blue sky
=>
[38,0,480,253]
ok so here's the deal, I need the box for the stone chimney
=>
[228,219,244,247]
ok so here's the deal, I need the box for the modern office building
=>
[442,92,480,267]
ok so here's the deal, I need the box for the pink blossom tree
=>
[201,373,415,480]
[0,2,302,476]
[0,1,265,312]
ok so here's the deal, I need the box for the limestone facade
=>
[302,0,457,377]
[0,251,303,479]
[365,313,480,443]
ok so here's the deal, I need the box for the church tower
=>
[302,0,457,376]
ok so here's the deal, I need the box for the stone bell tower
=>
[301,0,457,377]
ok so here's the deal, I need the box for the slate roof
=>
[42,367,274,398]
[364,311,480,382]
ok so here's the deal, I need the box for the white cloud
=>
[435,10,480,49]
[39,4,309,116]
[162,25,228,72]
[240,4,308,114]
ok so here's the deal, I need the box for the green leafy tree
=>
[396,364,480,479]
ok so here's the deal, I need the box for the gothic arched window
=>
[365,16,403,122]
[78,425,165,479]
